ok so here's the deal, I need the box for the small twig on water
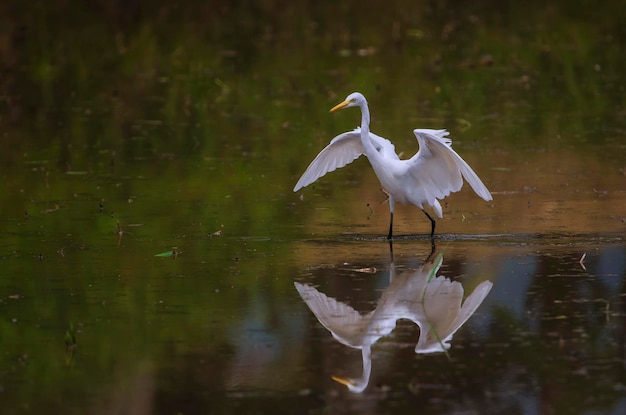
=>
[579,253,587,271]
[116,221,134,246]
[380,188,390,205]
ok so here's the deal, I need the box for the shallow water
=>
[1,2,626,414]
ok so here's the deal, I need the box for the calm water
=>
[1,2,625,414]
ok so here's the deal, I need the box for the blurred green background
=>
[1,1,625,414]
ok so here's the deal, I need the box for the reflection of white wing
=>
[406,130,492,216]
[415,278,493,354]
[449,280,493,335]
[294,282,373,349]
[414,275,465,329]
[293,128,399,191]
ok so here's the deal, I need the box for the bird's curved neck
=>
[354,346,373,392]
[360,102,371,135]
[358,102,377,156]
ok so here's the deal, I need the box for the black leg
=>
[421,209,436,238]
[387,211,394,240]
[425,238,436,261]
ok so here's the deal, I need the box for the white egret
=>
[293,92,493,238]
[295,253,493,393]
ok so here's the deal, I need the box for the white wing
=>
[294,282,372,349]
[408,129,492,202]
[293,128,399,192]
[367,129,400,160]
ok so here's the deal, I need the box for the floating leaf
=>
[154,249,180,258]
[426,253,444,283]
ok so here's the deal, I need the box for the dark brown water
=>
[1,2,625,414]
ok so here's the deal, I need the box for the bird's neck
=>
[354,345,373,392]
[358,103,377,156]
[360,101,370,132]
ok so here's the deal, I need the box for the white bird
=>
[293,92,493,239]
[295,253,493,393]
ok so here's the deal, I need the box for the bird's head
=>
[330,92,366,112]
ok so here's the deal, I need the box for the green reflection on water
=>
[1,1,625,414]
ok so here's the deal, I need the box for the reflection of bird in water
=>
[293,92,492,239]
[295,251,493,393]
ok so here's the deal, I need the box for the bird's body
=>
[293,92,492,238]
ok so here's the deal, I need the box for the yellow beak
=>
[331,375,353,387]
[330,100,351,113]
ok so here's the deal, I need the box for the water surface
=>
[1,2,625,414]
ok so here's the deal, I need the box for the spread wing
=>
[368,129,400,160]
[293,128,398,192]
[408,129,492,202]
[294,282,372,349]
[415,279,493,354]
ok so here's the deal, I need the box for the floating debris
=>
[41,204,59,214]
[116,221,136,245]
[65,324,77,349]
[579,253,587,270]
[154,249,180,259]
[593,188,608,197]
